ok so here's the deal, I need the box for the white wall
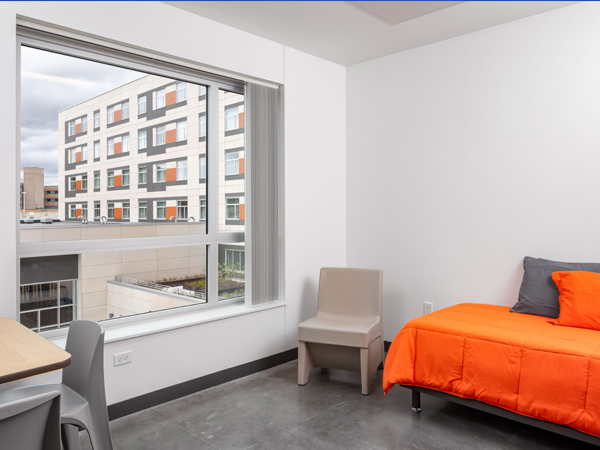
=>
[347,2,600,341]
[0,2,346,403]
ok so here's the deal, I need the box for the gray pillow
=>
[510,256,600,318]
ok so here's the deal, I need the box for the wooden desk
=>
[0,317,71,383]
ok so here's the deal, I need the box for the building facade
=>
[57,75,245,244]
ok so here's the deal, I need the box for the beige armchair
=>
[298,267,384,395]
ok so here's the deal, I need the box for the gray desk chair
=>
[298,267,384,395]
[0,389,61,450]
[0,320,113,450]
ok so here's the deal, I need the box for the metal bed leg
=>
[412,390,421,413]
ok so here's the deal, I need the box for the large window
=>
[18,29,260,332]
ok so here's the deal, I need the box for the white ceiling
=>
[164,1,577,67]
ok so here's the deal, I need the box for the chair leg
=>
[360,347,371,395]
[61,424,82,450]
[87,410,114,450]
[298,341,316,386]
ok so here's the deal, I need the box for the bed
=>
[383,302,600,445]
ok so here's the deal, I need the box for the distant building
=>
[20,167,59,211]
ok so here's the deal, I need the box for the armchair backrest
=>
[317,267,383,318]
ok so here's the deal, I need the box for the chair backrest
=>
[0,390,61,450]
[317,267,383,318]
[63,320,107,410]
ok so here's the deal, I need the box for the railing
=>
[114,276,206,301]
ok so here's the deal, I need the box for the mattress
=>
[383,303,600,437]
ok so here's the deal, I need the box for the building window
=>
[199,85,207,97]
[156,201,166,219]
[177,120,187,142]
[225,106,239,131]
[177,160,187,181]
[177,200,188,219]
[94,141,100,159]
[139,201,147,219]
[122,134,129,153]
[199,156,206,180]
[122,202,130,219]
[81,144,87,162]
[108,138,114,155]
[122,169,130,186]
[81,203,87,218]
[226,249,245,269]
[156,88,165,109]
[107,106,114,124]
[176,82,186,103]
[69,177,76,191]
[81,116,87,133]
[199,114,206,138]
[68,120,76,136]
[94,172,100,189]
[68,148,76,164]
[122,101,129,120]
[138,95,146,115]
[107,203,114,219]
[69,204,76,218]
[81,175,87,190]
[107,171,114,187]
[94,201,100,219]
[226,198,240,220]
[138,166,147,185]
[200,198,206,220]
[225,152,239,175]
[138,130,147,149]
[94,111,100,129]
[156,126,166,145]
[156,164,166,182]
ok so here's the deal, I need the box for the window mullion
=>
[206,82,220,305]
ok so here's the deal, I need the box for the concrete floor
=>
[82,360,599,449]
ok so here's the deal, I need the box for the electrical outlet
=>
[113,350,132,366]
[423,302,433,315]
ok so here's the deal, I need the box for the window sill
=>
[47,301,285,347]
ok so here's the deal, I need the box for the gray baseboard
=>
[108,347,298,420]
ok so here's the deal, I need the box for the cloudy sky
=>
[20,46,145,185]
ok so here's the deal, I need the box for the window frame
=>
[138,166,147,185]
[17,27,252,334]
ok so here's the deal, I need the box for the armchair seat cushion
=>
[298,313,381,348]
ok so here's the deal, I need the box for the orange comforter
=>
[383,303,600,437]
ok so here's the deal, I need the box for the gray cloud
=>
[20,46,144,185]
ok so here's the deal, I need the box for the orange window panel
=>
[240,204,245,221]
[166,206,177,219]
[166,168,177,182]
[75,180,82,191]
[114,208,122,220]
[166,91,176,106]
[114,110,122,122]
[114,175,122,187]
[114,142,122,154]
[75,123,82,134]
[75,208,82,218]
[239,112,244,128]
[239,158,245,174]
[166,129,176,144]
[75,152,82,162]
